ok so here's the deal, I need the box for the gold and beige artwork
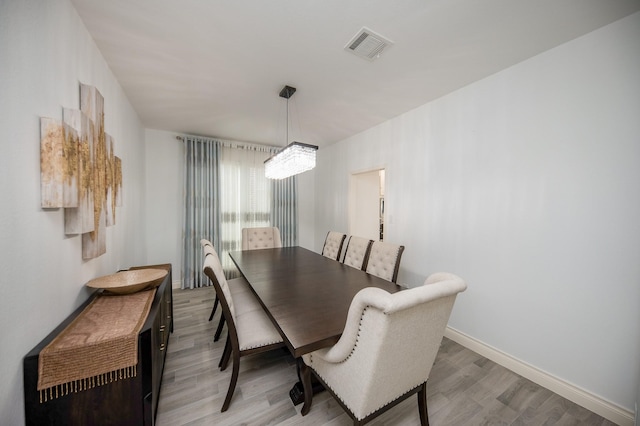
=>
[40,118,79,208]
[40,83,123,259]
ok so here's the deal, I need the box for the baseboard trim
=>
[444,327,634,426]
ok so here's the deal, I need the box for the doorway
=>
[349,169,385,241]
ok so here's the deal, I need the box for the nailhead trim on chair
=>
[309,305,425,421]
[361,387,422,420]
[312,364,422,421]
[348,306,367,361]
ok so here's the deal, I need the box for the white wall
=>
[145,129,183,283]
[0,1,147,424]
[303,12,640,417]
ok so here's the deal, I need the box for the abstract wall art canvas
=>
[114,156,122,207]
[105,134,115,227]
[62,108,95,235]
[40,83,123,260]
[80,83,107,259]
[105,138,123,225]
[40,117,79,209]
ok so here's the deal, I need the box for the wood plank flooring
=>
[156,287,617,426]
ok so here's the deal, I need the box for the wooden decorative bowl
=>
[86,268,168,294]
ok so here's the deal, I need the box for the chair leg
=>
[219,336,231,370]
[221,350,240,412]
[417,382,429,426]
[218,335,228,368]
[214,315,225,342]
[208,295,219,321]
[300,359,313,416]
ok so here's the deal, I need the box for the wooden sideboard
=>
[23,264,173,426]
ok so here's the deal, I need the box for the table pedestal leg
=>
[289,358,324,406]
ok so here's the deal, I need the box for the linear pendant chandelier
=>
[265,85,318,180]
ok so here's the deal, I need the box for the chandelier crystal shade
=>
[264,85,318,180]
[264,142,317,179]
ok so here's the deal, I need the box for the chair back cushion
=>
[203,250,235,321]
[365,241,404,283]
[241,227,282,250]
[321,231,346,261]
[342,236,373,270]
[302,272,466,421]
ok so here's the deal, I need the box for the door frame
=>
[348,166,386,241]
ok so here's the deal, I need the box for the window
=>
[219,146,272,276]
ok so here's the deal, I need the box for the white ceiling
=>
[70,0,640,148]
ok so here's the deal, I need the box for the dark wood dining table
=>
[229,246,402,403]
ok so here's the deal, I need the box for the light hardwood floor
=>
[156,287,617,426]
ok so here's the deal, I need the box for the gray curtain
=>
[181,136,221,289]
[272,176,298,247]
[181,134,299,288]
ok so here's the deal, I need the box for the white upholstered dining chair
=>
[205,228,283,341]
[209,226,281,342]
[365,241,405,283]
[202,248,285,412]
[201,239,233,342]
[342,236,373,271]
[201,239,222,323]
[241,226,282,250]
[321,231,346,261]
[202,238,252,342]
[299,272,467,425]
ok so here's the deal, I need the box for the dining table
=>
[228,245,403,404]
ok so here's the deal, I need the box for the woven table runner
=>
[37,288,156,402]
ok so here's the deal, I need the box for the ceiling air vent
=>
[345,27,393,61]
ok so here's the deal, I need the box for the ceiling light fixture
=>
[264,85,318,180]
